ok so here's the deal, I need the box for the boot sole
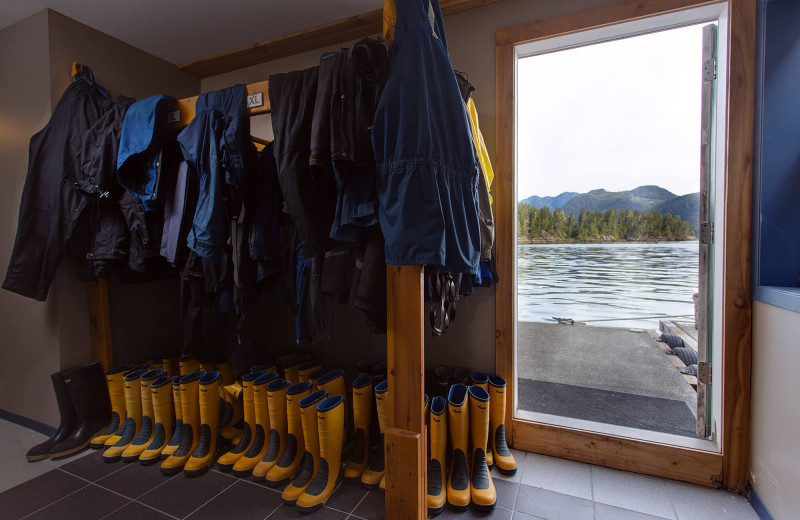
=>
[184,465,210,478]
[49,440,92,460]
[121,454,141,463]
[447,501,469,512]
[251,474,266,482]
[495,466,517,476]
[26,454,50,462]
[218,462,236,473]
[103,454,122,463]
[428,504,445,516]
[139,456,161,466]
[296,478,342,513]
[265,477,289,488]
[160,465,185,476]
[471,501,497,513]
[232,468,255,478]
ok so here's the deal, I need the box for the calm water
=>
[517,241,699,329]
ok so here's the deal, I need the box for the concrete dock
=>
[517,321,699,437]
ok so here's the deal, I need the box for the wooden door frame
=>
[494,0,754,490]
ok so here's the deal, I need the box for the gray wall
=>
[0,9,199,427]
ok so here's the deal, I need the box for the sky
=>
[517,24,706,200]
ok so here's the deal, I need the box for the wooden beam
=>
[721,0,755,493]
[179,0,506,78]
[87,279,113,370]
[512,419,723,487]
[385,265,425,520]
[496,0,719,46]
[170,81,270,128]
[494,42,516,448]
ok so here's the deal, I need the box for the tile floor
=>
[0,419,759,520]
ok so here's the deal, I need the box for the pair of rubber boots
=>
[27,362,111,461]
[427,376,517,515]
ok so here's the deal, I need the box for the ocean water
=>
[517,241,699,329]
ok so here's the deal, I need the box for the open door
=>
[696,23,717,439]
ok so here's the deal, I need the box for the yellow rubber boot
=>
[90,365,129,449]
[447,384,470,511]
[122,369,164,461]
[251,361,278,374]
[185,371,222,476]
[296,395,345,513]
[161,376,184,459]
[252,379,290,481]
[162,357,179,377]
[216,362,234,386]
[103,366,148,448]
[297,361,323,383]
[471,373,493,469]
[488,375,517,475]
[469,385,496,511]
[140,375,175,465]
[266,381,313,486]
[200,361,216,373]
[147,358,162,370]
[103,369,148,462]
[179,356,201,376]
[218,373,260,472]
[232,372,278,476]
[219,382,244,441]
[308,369,326,390]
[316,369,348,448]
[360,379,387,488]
[161,370,204,475]
[427,396,447,515]
[344,374,372,482]
[282,389,327,505]
[282,358,304,384]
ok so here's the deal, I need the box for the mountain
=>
[519,191,578,210]
[522,185,700,233]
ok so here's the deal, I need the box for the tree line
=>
[517,205,694,241]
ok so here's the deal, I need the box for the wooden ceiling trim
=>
[179,0,505,78]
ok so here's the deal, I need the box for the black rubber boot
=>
[26,372,77,461]
[49,362,111,459]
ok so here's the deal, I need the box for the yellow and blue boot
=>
[308,368,326,390]
[216,362,234,386]
[139,375,175,465]
[344,374,372,482]
[471,373,493,469]
[315,370,348,448]
[232,372,278,476]
[161,375,184,459]
[266,381,313,486]
[161,370,204,475]
[282,358,304,384]
[185,371,222,476]
[297,361,323,383]
[102,369,148,462]
[179,356,201,376]
[162,356,179,378]
[428,396,447,515]
[218,373,260,471]
[219,382,244,442]
[252,378,291,481]
[122,369,164,461]
[296,395,345,513]
[488,375,517,475]
[446,384,470,511]
[90,365,129,449]
[282,389,327,505]
[251,361,278,374]
[360,379,387,489]
[469,385,496,511]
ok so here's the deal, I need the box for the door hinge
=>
[700,222,714,244]
[703,57,717,81]
[698,361,712,384]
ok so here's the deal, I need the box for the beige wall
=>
[750,301,800,519]
[0,9,198,426]
[0,10,61,427]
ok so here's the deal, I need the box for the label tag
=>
[247,92,264,109]
[169,110,181,123]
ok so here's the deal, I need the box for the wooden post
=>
[385,265,426,520]
[87,279,113,370]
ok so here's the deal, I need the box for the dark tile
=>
[594,503,673,520]
[138,470,236,518]
[96,461,176,499]
[515,485,593,520]
[436,506,513,519]
[186,481,283,520]
[0,469,86,519]
[60,450,126,482]
[102,502,174,520]
[324,481,369,513]
[266,504,348,519]
[25,484,129,520]
[512,512,544,520]
[494,478,519,510]
[351,489,384,520]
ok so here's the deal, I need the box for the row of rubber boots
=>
[89,356,237,476]
[215,360,389,513]
[427,373,516,515]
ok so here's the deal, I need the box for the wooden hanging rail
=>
[179,0,506,78]
[169,80,271,127]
